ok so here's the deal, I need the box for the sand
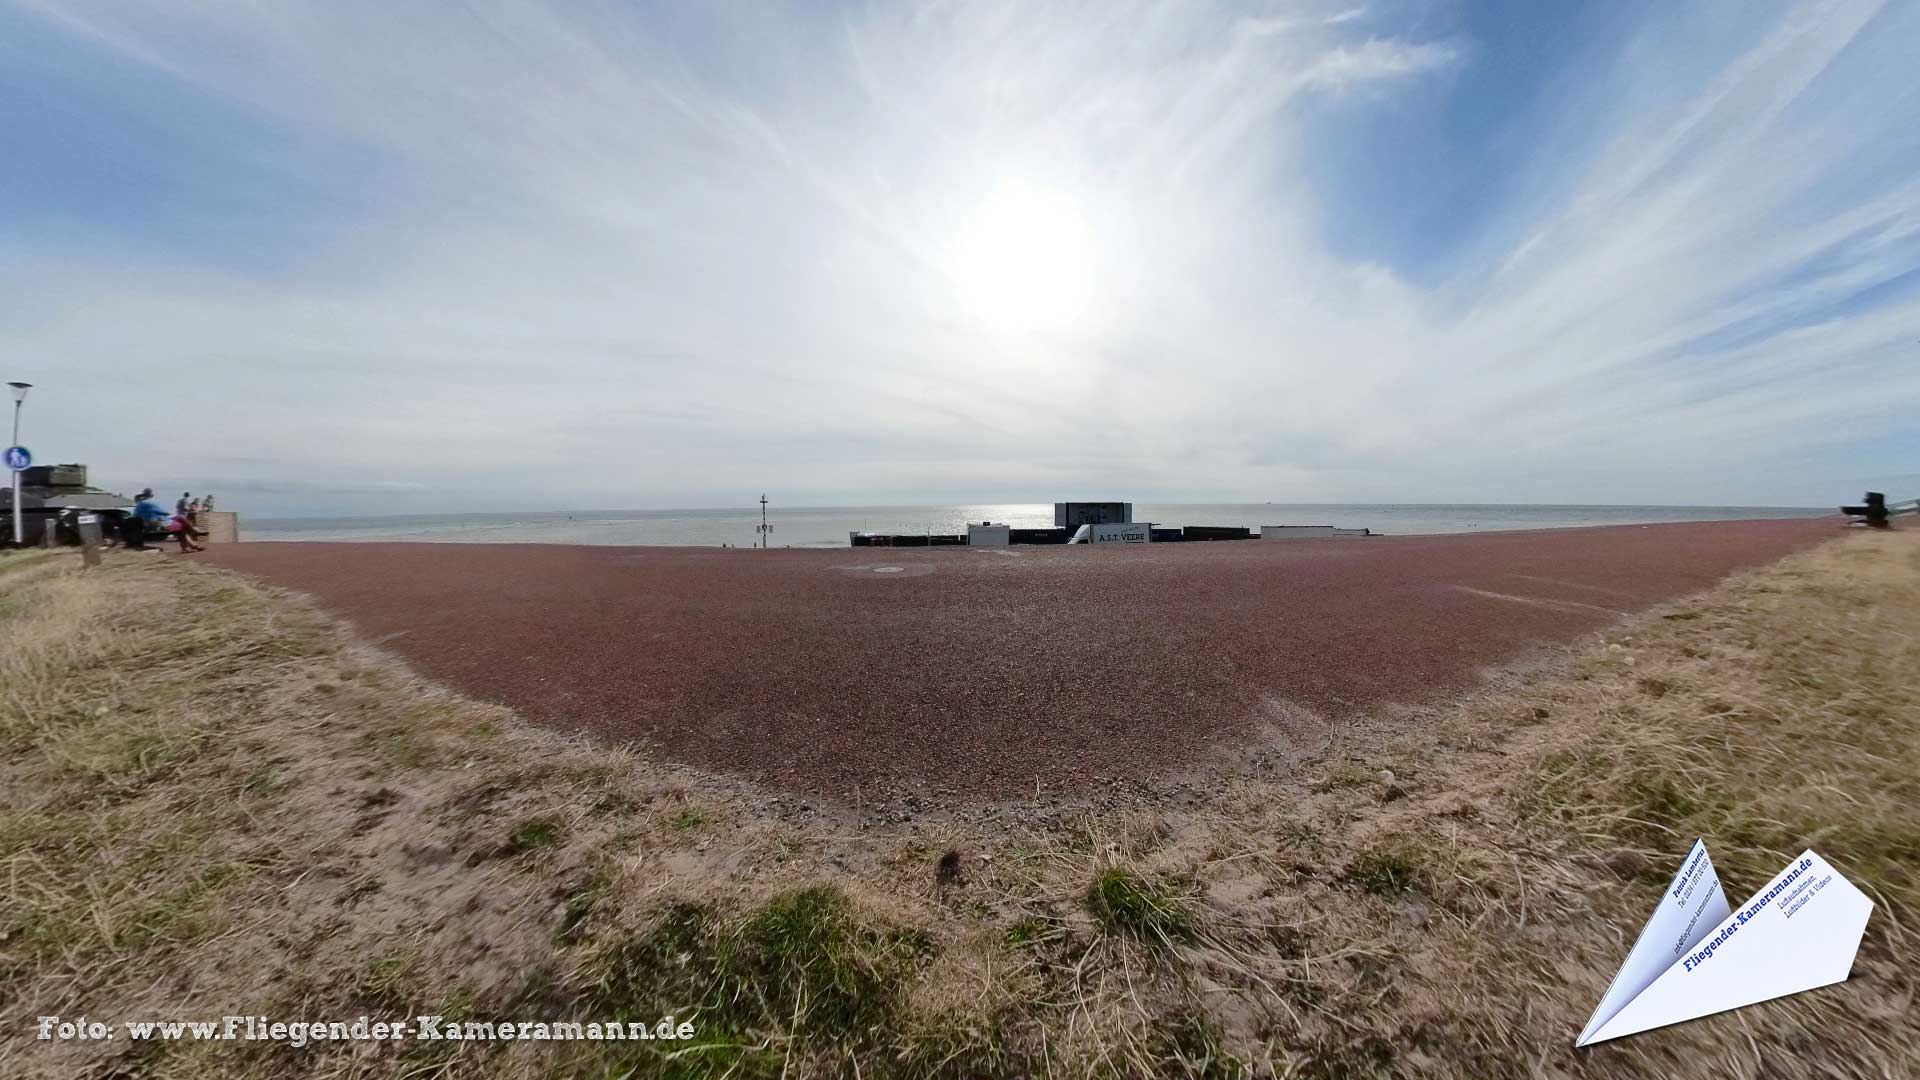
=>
[202,517,1833,799]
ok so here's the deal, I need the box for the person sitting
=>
[167,510,206,553]
[128,489,170,549]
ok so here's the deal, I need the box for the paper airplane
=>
[1577,840,1873,1046]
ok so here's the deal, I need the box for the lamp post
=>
[8,381,30,547]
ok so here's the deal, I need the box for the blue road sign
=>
[3,446,28,472]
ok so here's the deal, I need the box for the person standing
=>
[176,492,191,516]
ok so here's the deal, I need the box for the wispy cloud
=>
[1299,38,1459,90]
[1,0,1914,513]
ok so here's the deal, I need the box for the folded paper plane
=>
[1577,840,1873,1046]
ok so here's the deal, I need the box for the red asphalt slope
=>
[205,519,1831,799]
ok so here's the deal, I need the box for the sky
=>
[2,0,1917,516]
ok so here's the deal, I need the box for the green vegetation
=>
[583,885,937,1077]
[506,816,563,853]
[1086,867,1194,948]
[1345,850,1418,898]
[114,863,236,951]
[0,548,62,581]
[1006,912,1068,950]
[556,872,612,943]
[353,948,421,1012]
[1299,1038,1395,1080]
[1155,1013,1248,1079]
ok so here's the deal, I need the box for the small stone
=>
[1376,769,1396,785]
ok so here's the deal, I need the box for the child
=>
[168,511,207,553]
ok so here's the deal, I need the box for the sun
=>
[947,180,1098,335]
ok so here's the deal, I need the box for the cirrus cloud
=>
[1,0,1914,514]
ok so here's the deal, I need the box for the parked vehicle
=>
[1066,522,1153,544]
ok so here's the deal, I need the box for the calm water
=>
[245,503,1830,548]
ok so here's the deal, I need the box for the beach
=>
[205,517,1832,800]
[240,502,1833,547]
[13,2,1914,1074]
[6,522,1915,1080]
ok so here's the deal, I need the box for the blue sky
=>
[2,0,1916,514]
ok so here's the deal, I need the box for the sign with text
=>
[1577,841,1873,1045]
[77,513,103,566]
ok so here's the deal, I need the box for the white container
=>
[1068,522,1152,544]
[967,523,1011,546]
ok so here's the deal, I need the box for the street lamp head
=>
[6,382,29,403]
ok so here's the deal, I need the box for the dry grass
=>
[2,531,1916,1078]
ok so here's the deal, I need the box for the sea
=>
[243,503,1831,548]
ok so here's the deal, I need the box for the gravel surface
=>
[204,518,1833,800]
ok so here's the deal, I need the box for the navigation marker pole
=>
[757,493,771,549]
[8,382,30,547]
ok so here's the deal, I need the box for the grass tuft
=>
[1300,1037,1395,1080]
[1345,850,1419,897]
[556,872,611,944]
[1005,913,1068,951]
[505,816,563,854]
[583,886,935,1077]
[1086,867,1194,948]
[1156,1012,1248,1078]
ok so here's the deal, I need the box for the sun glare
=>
[947,181,1098,335]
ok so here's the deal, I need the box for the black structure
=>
[848,500,1305,547]
[1840,492,1889,528]
[849,522,1263,547]
[1,463,130,546]
[1181,525,1254,542]
[848,533,967,547]
[1054,502,1133,530]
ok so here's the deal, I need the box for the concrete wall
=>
[1261,525,1368,539]
[202,511,240,544]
